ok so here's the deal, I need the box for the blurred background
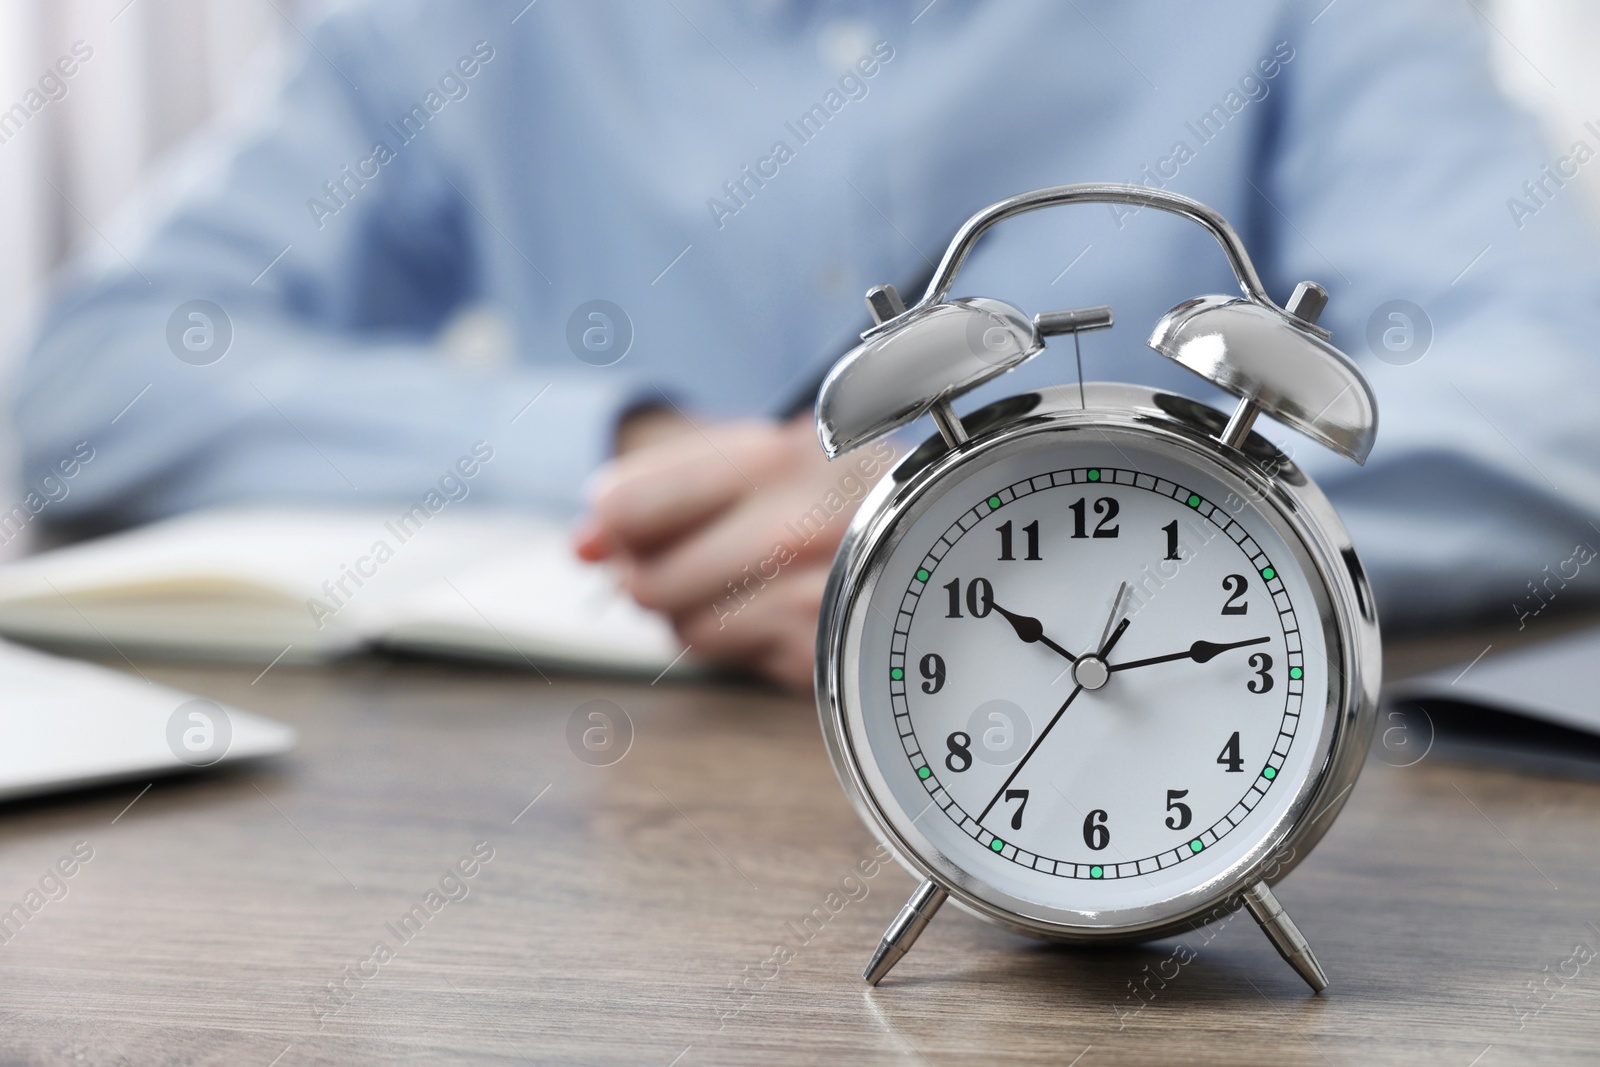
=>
[0,0,1594,559]
[0,0,303,563]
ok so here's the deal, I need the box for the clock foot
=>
[863,879,948,986]
[1242,881,1329,993]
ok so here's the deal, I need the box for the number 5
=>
[1164,789,1191,831]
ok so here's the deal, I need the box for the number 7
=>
[1004,788,1029,831]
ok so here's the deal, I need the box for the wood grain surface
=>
[0,627,1596,1066]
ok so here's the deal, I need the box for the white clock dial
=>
[851,428,1335,922]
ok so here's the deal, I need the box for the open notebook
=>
[0,507,683,675]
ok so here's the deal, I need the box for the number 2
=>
[1221,574,1249,615]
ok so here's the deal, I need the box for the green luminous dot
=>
[990,838,1005,852]
[890,668,904,681]
[917,766,932,780]
[1087,469,1101,482]
[915,568,930,582]
[1261,566,1277,581]
[1289,667,1303,680]
[1090,865,1104,878]
[988,496,1002,509]
[1186,493,1201,508]
[1262,766,1278,780]
[1189,839,1205,854]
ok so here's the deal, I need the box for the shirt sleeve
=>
[10,9,647,528]
[1257,0,1600,632]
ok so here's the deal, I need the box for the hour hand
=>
[1109,636,1269,673]
[990,602,1077,664]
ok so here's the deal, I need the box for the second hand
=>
[976,683,1084,825]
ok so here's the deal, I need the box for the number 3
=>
[1248,652,1274,693]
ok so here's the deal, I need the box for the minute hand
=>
[1108,636,1270,673]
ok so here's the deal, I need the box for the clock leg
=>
[863,879,948,986]
[1242,881,1329,993]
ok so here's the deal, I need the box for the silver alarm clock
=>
[813,184,1381,992]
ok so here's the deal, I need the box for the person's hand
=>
[574,408,898,691]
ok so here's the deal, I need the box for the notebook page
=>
[0,507,549,660]
[377,530,684,676]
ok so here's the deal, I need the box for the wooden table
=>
[2,627,1597,1066]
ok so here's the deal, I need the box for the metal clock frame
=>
[816,382,1381,988]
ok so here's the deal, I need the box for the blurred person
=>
[13,0,1600,690]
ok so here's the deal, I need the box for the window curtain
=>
[0,0,292,557]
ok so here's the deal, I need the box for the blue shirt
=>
[15,0,1600,632]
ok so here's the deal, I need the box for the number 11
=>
[997,520,1041,561]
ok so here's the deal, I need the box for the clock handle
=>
[914,183,1276,317]
[862,878,949,985]
[1242,881,1330,993]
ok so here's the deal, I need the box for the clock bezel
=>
[816,382,1381,942]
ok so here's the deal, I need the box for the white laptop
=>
[0,637,296,802]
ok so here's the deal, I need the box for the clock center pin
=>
[1073,655,1110,690]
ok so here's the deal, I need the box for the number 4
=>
[1217,731,1243,773]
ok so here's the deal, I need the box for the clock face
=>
[845,424,1338,925]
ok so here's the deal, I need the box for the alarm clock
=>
[813,184,1380,992]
